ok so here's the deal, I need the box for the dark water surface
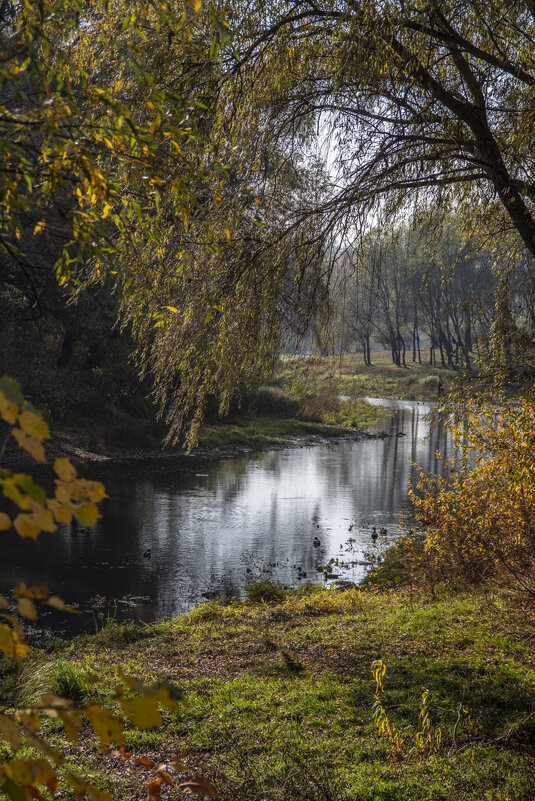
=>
[2,399,449,635]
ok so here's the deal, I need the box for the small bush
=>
[361,531,424,590]
[245,580,287,604]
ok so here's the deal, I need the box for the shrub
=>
[411,394,535,596]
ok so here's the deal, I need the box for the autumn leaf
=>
[119,696,162,729]
[11,428,45,462]
[178,775,218,798]
[13,514,41,540]
[2,477,30,510]
[47,499,73,524]
[27,584,50,600]
[146,776,162,801]
[0,390,18,425]
[0,513,11,531]
[17,598,38,621]
[0,623,28,659]
[134,758,155,770]
[87,482,107,502]
[84,704,124,745]
[46,596,66,610]
[73,501,100,527]
[53,458,77,482]
[4,757,55,787]
[58,710,82,742]
[16,710,41,732]
[18,411,50,442]
[0,713,21,750]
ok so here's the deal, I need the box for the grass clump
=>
[17,658,97,707]
[246,580,287,604]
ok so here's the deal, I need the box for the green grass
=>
[273,351,452,402]
[195,415,361,450]
[11,586,535,800]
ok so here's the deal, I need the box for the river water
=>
[2,399,449,636]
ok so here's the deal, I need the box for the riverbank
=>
[271,351,454,402]
[2,393,393,468]
[4,584,534,801]
[1,413,393,471]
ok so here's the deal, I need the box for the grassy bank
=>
[272,351,453,402]
[4,585,535,800]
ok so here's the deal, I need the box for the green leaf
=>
[0,377,23,406]
[14,475,47,506]
[1,778,28,801]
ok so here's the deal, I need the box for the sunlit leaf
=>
[84,704,124,745]
[119,696,162,729]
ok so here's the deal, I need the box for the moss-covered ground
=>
[3,585,535,801]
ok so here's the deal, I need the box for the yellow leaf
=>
[39,694,72,711]
[33,220,46,235]
[0,623,28,659]
[84,704,124,745]
[67,775,113,801]
[73,502,100,527]
[0,390,18,424]
[102,203,111,219]
[18,410,50,441]
[54,458,77,481]
[119,696,162,729]
[11,428,45,462]
[166,306,178,313]
[0,713,21,750]
[32,506,57,533]
[5,757,55,787]
[0,512,11,530]
[47,595,66,610]
[17,597,38,621]
[13,514,42,540]
[15,710,41,731]
[1,477,30,510]
[150,112,162,135]
[58,709,82,742]
[47,499,73,524]
[87,482,107,502]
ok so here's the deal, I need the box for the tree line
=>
[310,216,535,373]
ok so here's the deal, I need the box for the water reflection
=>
[1,399,449,634]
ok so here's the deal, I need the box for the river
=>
[1,399,449,636]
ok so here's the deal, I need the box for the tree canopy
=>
[3,0,535,443]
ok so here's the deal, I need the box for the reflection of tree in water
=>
[1,402,453,631]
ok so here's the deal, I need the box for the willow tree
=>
[222,1,535,375]
[6,0,535,445]
[0,0,332,446]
